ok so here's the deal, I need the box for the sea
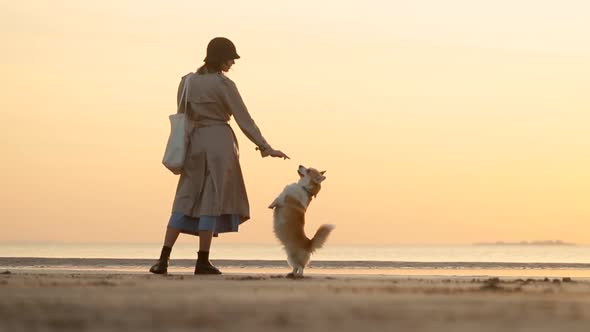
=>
[2,243,590,278]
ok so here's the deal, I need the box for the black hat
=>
[204,37,240,63]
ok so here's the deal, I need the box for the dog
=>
[269,165,334,278]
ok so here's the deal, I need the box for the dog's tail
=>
[309,224,335,252]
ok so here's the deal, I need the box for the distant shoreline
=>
[2,257,590,270]
[473,241,576,246]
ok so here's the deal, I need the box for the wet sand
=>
[1,270,590,331]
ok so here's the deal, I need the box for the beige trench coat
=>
[171,72,271,223]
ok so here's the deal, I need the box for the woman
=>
[150,37,289,275]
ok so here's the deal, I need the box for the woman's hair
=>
[198,37,239,74]
[196,61,223,75]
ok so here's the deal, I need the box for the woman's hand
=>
[268,148,290,160]
[258,146,290,160]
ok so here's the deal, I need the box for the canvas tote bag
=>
[162,73,193,174]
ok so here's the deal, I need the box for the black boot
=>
[149,246,172,274]
[194,251,222,275]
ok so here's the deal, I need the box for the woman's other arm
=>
[222,79,289,159]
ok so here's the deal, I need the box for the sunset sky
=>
[1,0,589,245]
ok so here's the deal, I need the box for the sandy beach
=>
[2,270,590,332]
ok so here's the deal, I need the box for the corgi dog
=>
[269,165,334,278]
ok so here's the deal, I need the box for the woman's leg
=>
[195,230,221,274]
[198,230,213,251]
[149,227,181,274]
[164,227,181,247]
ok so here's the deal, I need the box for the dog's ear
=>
[320,171,326,175]
[313,175,326,184]
[297,165,307,177]
[268,197,279,209]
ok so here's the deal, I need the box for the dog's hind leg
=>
[296,267,304,278]
[286,254,297,278]
[288,266,304,278]
[286,266,298,278]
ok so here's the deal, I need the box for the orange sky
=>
[1,1,589,245]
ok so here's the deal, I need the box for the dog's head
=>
[297,165,326,197]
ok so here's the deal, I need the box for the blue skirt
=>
[167,212,240,237]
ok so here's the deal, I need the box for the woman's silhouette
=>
[150,37,289,275]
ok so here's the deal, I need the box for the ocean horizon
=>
[3,242,590,278]
[2,242,589,263]
[0,242,590,264]
[0,242,590,270]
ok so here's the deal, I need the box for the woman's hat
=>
[204,37,240,63]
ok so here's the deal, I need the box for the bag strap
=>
[177,73,193,114]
